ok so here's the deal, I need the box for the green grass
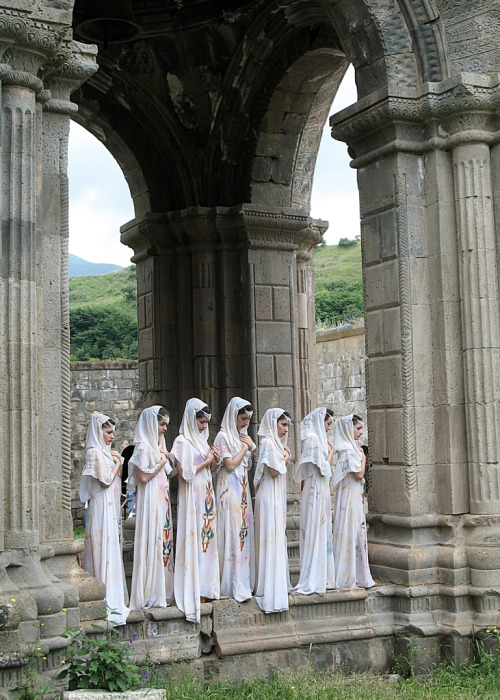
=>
[142,663,500,700]
[313,240,362,289]
[70,265,137,310]
[313,241,363,325]
[73,526,85,539]
[70,265,138,361]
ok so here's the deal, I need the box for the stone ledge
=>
[316,321,365,344]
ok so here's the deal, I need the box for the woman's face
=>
[102,426,115,445]
[277,419,289,438]
[196,416,209,433]
[158,418,168,437]
[237,413,250,431]
[324,416,333,433]
[353,421,363,440]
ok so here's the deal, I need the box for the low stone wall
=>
[70,326,367,523]
[316,320,366,422]
[71,360,141,525]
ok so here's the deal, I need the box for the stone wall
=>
[316,321,366,422]
[70,328,367,524]
[71,361,141,524]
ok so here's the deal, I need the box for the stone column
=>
[0,12,64,664]
[431,84,500,589]
[121,214,178,418]
[39,41,102,628]
[331,73,500,636]
[295,222,326,417]
[122,205,316,468]
[0,9,102,679]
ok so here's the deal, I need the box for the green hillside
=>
[69,241,363,360]
[69,266,137,361]
[313,240,363,326]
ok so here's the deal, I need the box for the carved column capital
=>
[331,73,500,166]
[43,40,98,115]
[295,220,327,263]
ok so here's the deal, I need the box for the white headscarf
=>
[127,405,171,489]
[132,405,167,463]
[79,413,115,501]
[332,414,363,488]
[296,407,331,481]
[254,407,290,487]
[214,397,256,477]
[171,397,211,482]
[85,412,113,460]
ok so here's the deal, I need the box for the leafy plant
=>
[58,625,141,692]
[338,237,358,248]
[16,646,49,700]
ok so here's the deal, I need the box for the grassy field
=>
[313,240,362,289]
[68,242,363,359]
[69,264,137,309]
[144,659,500,700]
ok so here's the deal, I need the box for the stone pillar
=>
[122,205,316,473]
[435,91,500,589]
[39,41,103,629]
[331,73,500,633]
[121,215,179,418]
[296,222,326,417]
[0,8,101,680]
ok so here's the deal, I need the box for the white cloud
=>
[311,65,360,244]
[68,122,134,267]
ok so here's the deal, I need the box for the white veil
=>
[332,414,363,488]
[296,407,331,480]
[254,407,290,487]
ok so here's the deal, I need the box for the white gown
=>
[294,460,335,595]
[254,437,291,613]
[213,433,255,601]
[333,449,375,589]
[129,443,174,609]
[80,448,130,625]
[173,435,220,623]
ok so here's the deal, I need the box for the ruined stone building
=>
[1,0,500,688]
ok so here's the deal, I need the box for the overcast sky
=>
[68,66,358,268]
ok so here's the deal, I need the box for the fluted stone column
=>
[331,73,500,635]
[39,41,103,628]
[0,7,101,682]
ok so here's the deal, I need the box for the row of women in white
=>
[79,397,375,627]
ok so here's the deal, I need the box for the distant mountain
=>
[69,253,122,278]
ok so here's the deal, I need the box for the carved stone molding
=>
[331,73,500,165]
[394,173,417,494]
[122,205,317,256]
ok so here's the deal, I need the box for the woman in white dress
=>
[253,408,292,613]
[79,413,130,625]
[213,397,256,602]
[128,405,174,610]
[171,398,222,623]
[332,414,375,589]
[294,407,335,595]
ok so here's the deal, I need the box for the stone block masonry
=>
[316,321,366,427]
[71,361,141,526]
